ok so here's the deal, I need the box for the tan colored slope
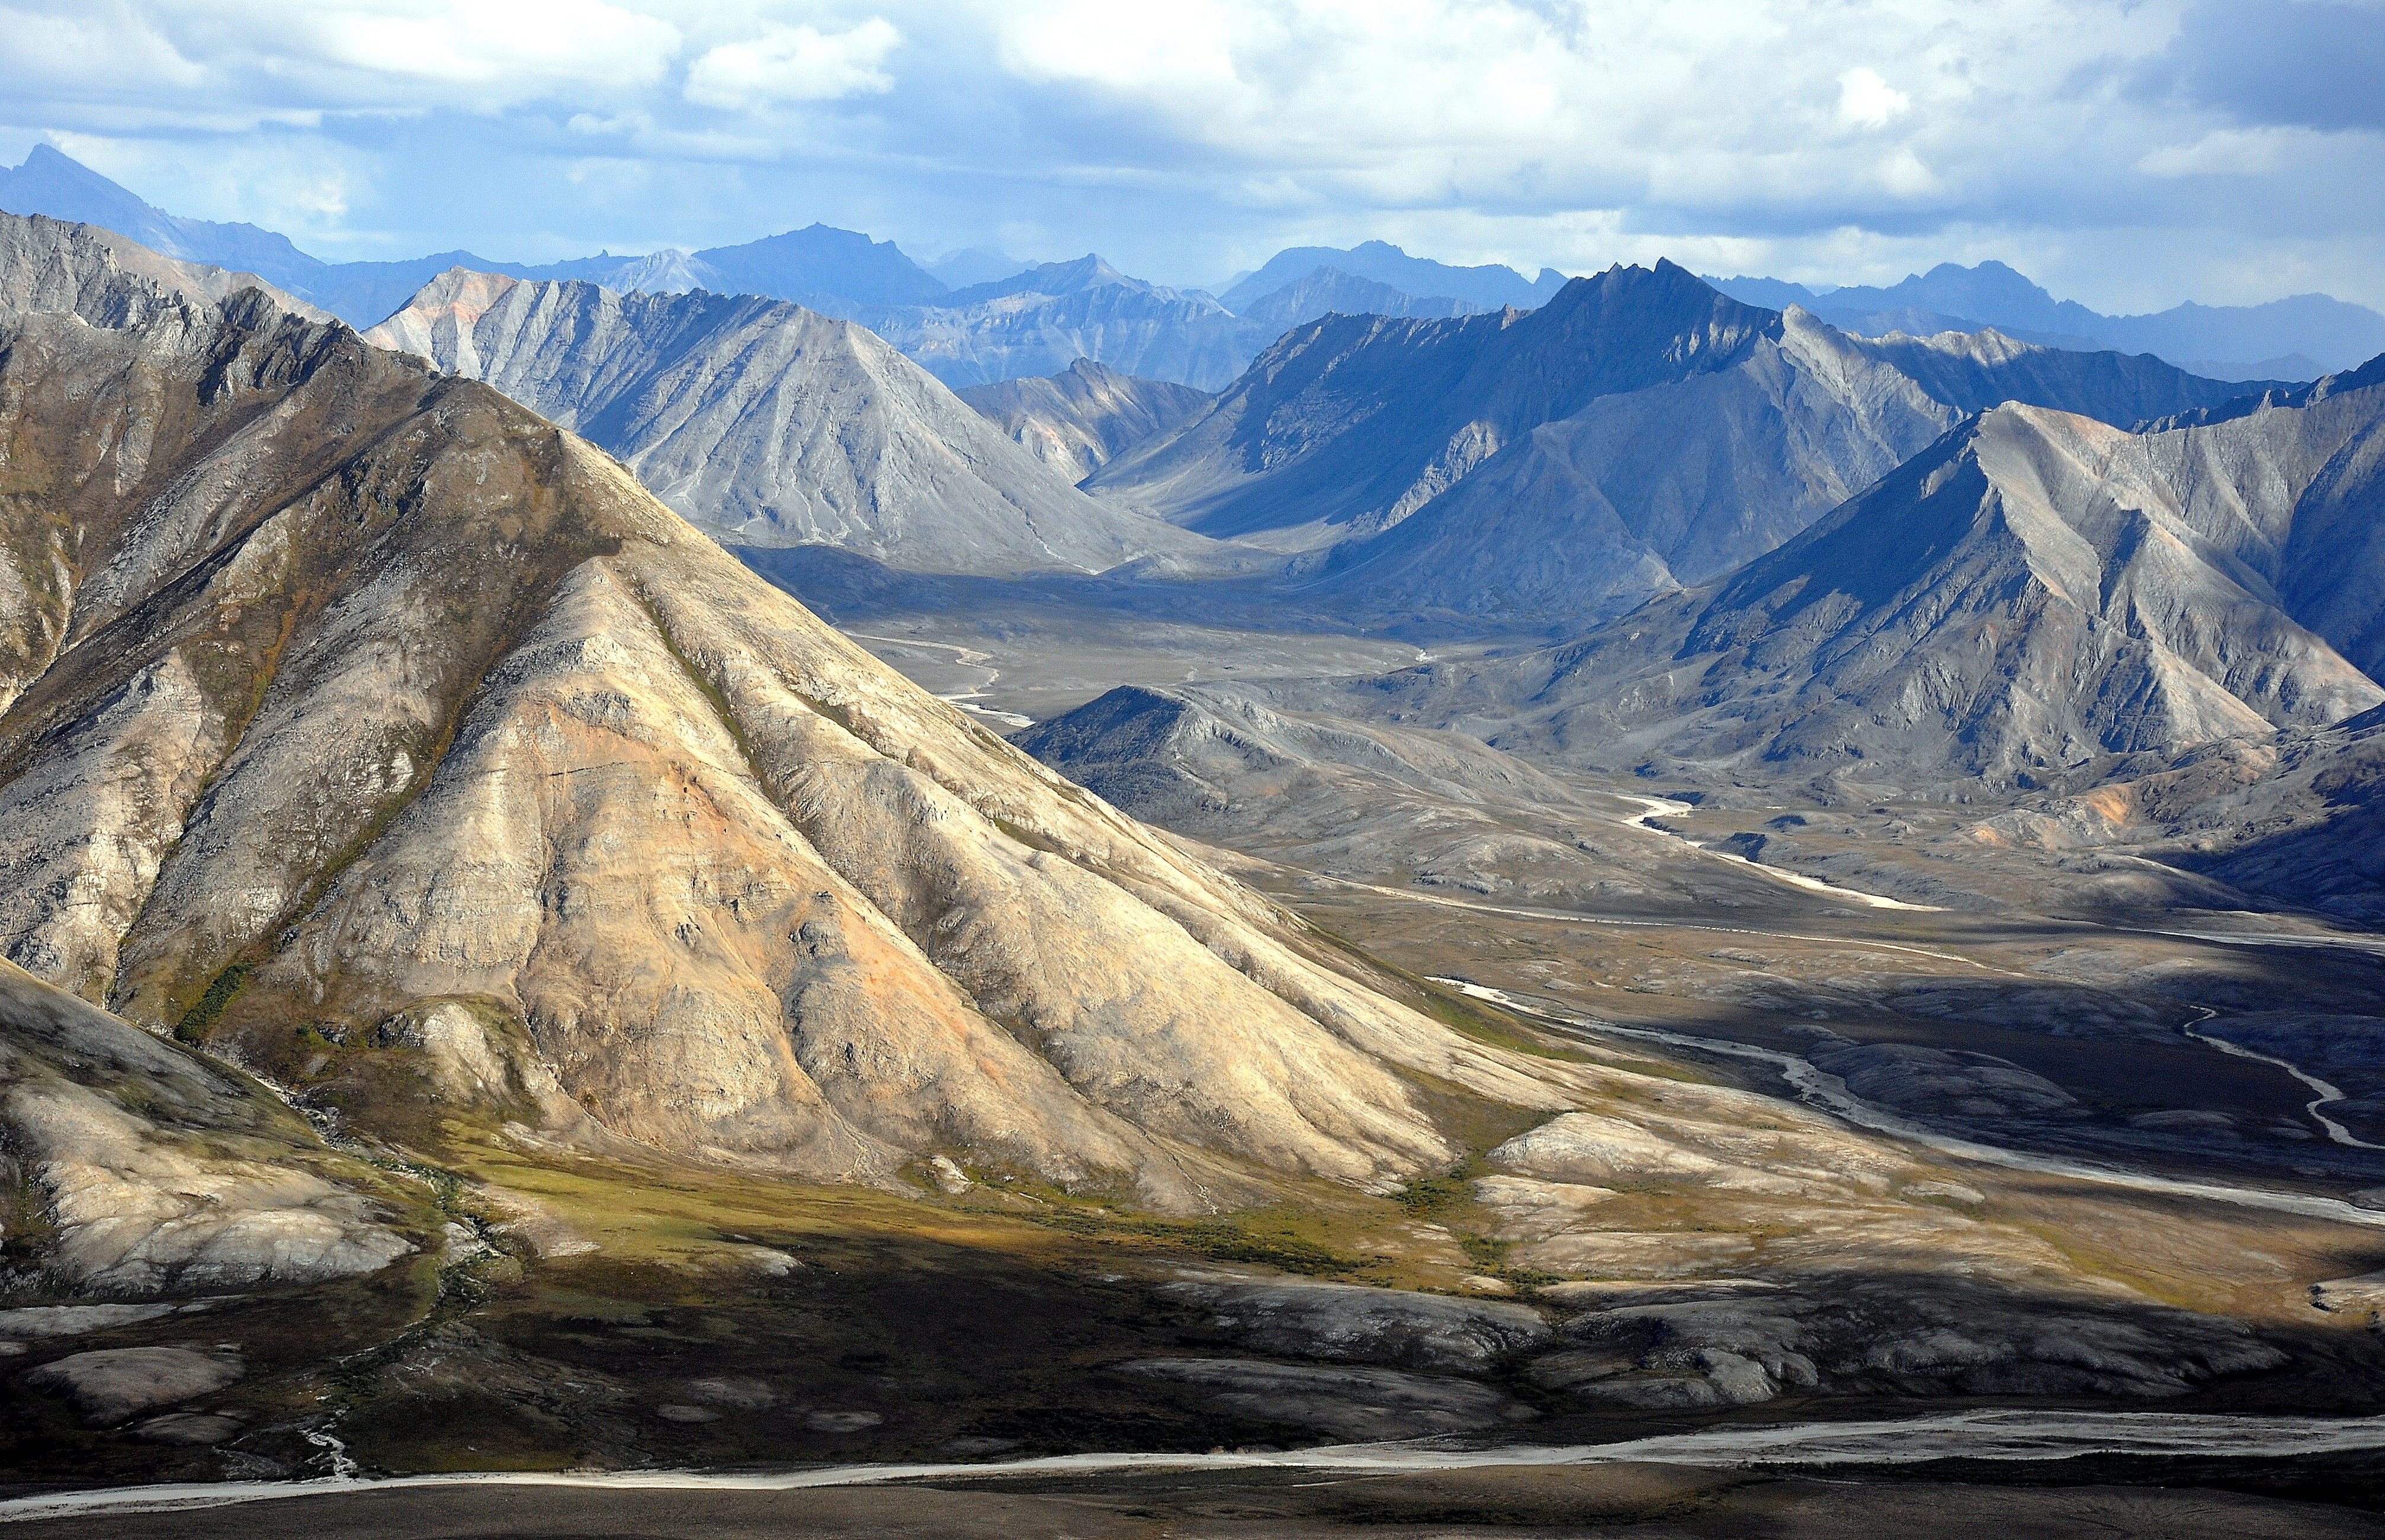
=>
[0,272,1637,1209]
[0,959,423,1294]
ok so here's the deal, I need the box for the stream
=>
[9,1409,2385,1523]
[1431,976,2385,1228]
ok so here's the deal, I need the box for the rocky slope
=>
[1096,264,2280,626]
[364,269,1207,575]
[0,237,1644,1212]
[1341,401,2384,793]
[957,360,1213,484]
[0,960,425,1294]
[0,210,326,325]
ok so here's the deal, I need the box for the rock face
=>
[22,1345,243,1424]
[1095,262,2276,626]
[1356,399,2385,791]
[0,960,420,1294]
[956,360,1212,485]
[362,269,1205,575]
[0,224,1635,1210]
[0,210,327,326]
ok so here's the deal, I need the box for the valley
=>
[7,145,2385,1536]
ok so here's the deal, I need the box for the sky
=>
[0,0,2380,312]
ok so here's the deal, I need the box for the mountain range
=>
[0,148,1546,392]
[1706,260,2385,380]
[0,211,1588,1212]
[1330,354,2385,794]
[1093,261,2276,627]
[362,267,1203,574]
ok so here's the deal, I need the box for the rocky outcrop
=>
[0,960,422,1294]
[957,359,1212,485]
[364,269,1209,575]
[22,1345,243,1424]
[0,209,326,328]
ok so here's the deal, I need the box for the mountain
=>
[1094,261,2266,625]
[1351,388,2385,792]
[923,245,1033,287]
[0,221,1596,1210]
[0,145,952,329]
[1221,240,1568,312]
[956,358,1214,485]
[861,256,1269,389]
[0,210,328,324]
[1707,261,2385,378]
[1235,267,1485,330]
[364,268,1206,574]
[0,143,320,294]
[678,223,948,312]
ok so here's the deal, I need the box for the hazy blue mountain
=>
[923,245,1034,286]
[1236,268,1484,329]
[861,257,1272,389]
[685,223,948,313]
[936,254,1148,306]
[1706,261,2385,378]
[0,143,322,291]
[0,145,950,328]
[1221,240,1568,312]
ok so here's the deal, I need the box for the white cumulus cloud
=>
[685,18,901,110]
[1837,67,1911,129]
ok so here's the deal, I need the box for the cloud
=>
[0,0,2377,315]
[685,18,902,110]
[2136,126,2296,177]
[1837,68,1910,130]
[2156,0,2385,134]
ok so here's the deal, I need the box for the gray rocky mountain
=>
[1706,261,2385,378]
[0,233,1628,1211]
[364,268,1206,574]
[1094,262,2280,627]
[957,359,1214,484]
[1221,241,1568,312]
[0,210,328,325]
[1343,393,2385,793]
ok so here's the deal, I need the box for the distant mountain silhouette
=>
[1705,261,2385,378]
